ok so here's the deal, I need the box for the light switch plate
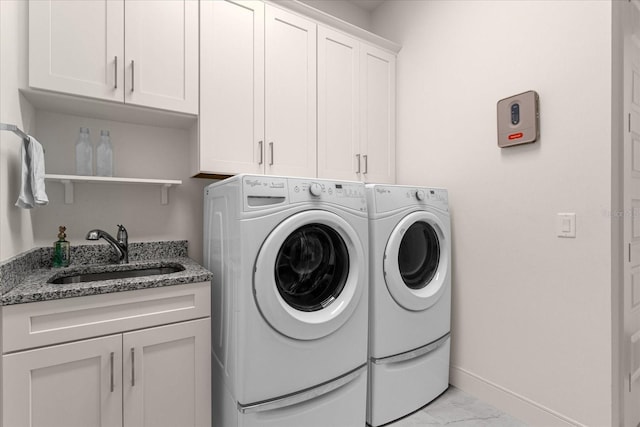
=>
[556,213,576,238]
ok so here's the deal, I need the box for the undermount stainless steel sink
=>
[48,265,185,285]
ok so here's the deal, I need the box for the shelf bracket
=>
[161,184,172,205]
[61,180,74,204]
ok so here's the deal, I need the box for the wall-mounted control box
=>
[497,90,539,148]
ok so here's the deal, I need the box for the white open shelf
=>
[45,174,182,205]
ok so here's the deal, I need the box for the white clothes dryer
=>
[204,175,369,427]
[365,184,451,427]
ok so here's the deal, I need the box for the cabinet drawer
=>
[3,282,210,353]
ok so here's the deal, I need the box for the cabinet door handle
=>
[258,141,264,165]
[363,154,368,174]
[114,56,118,89]
[131,348,136,386]
[131,60,135,93]
[269,142,274,166]
[109,352,115,392]
[355,154,361,174]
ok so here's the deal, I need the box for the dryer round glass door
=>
[254,210,366,340]
[398,221,440,289]
[384,211,450,311]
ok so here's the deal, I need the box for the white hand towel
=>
[15,136,48,209]
[15,138,34,209]
[28,136,48,206]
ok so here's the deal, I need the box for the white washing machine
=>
[204,174,369,427]
[365,184,451,427]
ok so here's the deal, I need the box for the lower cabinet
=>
[123,319,210,427]
[4,334,123,427]
[2,283,211,427]
[3,318,210,427]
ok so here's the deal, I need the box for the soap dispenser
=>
[53,226,70,268]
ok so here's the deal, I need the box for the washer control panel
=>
[242,175,366,212]
[289,178,366,212]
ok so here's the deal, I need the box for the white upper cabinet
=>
[196,1,396,180]
[360,43,396,184]
[124,0,198,114]
[29,0,198,115]
[197,2,317,178]
[198,0,265,176]
[264,5,317,178]
[29,0,124,103]
[317,28,396,184]
[317,26,360,181]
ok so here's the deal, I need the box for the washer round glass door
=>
[384,211,449,311]
[254,210,365,340]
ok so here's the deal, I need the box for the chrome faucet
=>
[86,224,129,264]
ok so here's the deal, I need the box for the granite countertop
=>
[0,241,212,306]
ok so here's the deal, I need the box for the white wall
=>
[31,112,212,263]
[0,1,34,420]
[372,1,614,425]
[1,0,36,262]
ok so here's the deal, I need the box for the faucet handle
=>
[117,224,128,244]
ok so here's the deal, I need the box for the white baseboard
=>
[450,365,584,427]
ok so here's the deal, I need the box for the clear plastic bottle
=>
[96,130,113,176]
[75,127,93,175]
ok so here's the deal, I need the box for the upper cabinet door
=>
[317,26,360,181]
[360,43,396,184]
[265,5,317,178]
[198,0,265,176]
[29,0,124,102]
[124,0,199,114]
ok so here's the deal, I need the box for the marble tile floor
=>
[389,386,528,426]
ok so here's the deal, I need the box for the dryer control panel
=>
[369,185,449,214]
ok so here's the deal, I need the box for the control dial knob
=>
[309,183,322,197]
[415,190,426,201]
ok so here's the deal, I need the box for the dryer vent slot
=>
[247,196,286,207]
